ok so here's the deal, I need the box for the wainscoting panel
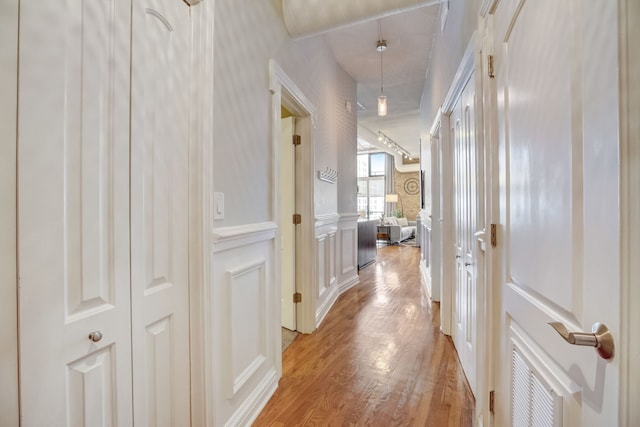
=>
[225,260,267,399]
[211,223,279,426]
[328,231,336,290]
[316,234,327,299]
[315,214,340,327]
[338,213,359,293]
[419,215,433,299]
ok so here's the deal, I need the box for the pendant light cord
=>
[378,21,384,95]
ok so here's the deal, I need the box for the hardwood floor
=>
[253,245,475,426]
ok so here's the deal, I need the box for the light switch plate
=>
[213,192,224,220]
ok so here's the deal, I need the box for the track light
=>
[376,131,413,160]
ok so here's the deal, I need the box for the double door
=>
[18,0,192,424]
[451,72,480,396]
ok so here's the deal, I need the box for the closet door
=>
[130,0,192,425]
[17,1,133,425]
[451,74,478,395]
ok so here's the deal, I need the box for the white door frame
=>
[436,33,478,336]
[619,0,639,423]
[430,110,454,335]
[184,1,212,425]
[269,60,317,342]
[0,0,19,424]
[279,115,297,331]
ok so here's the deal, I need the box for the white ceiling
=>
[320,5,442,158]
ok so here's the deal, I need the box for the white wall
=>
[210,1,359,424]
[420,0,481,131]
[212,0,357,224]
[0,1,19,424]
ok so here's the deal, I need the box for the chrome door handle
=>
[548,322,614,360]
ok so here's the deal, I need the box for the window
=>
[357,153,386,220]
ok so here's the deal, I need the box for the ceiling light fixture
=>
[377,21,387,117]
[377,131,413,159]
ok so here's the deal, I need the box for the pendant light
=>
[377,21,387,116]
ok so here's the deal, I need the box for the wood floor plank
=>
[253,245,475,426]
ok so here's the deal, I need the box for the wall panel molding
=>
[212,222,277,253]
[210,224,277,425]
[337,213,359,294]
[224,260,268,399]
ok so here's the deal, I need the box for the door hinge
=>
[489,390,495,413]
[490,223,497,247]
[488,55,495,79]
[292,134,301,146]
[293,292,302,303]
[292,213,302,224]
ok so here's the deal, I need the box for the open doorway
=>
[270,59,317,354]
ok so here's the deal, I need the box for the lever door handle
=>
[548,322,614,360]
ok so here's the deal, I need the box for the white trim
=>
[436,111,453,335]
[619,0,639,423]
[269,60,317,125]
[0,0,19,424]
[315,285,339,327]
[338,275,359,294]
[315,213,341,227]
[187,1,213,425]
[478,0,497,18]
[429,108,443,137]
[212,222,278,253]
[441,31,478,114]
[225,367,279,427]
[338,212,360,221]
[224,260,268,399]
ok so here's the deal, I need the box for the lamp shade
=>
[377,95,387,116]
[385,193,398,203]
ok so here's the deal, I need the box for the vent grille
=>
[511,347,562,427]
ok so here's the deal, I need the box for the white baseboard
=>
[226,367,279,427]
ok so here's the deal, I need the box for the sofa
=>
[382,217,416,244]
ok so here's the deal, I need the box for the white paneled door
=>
[130,1,192,425]
[18,1,134,424]
[451,74,478,395]
[18,0,191,425]
[493,0,620,425]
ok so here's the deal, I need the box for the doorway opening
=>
[270,59,317,350]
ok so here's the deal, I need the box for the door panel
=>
[130,1,191,425]
[452,74,478,395]
[493,0,620,425]
[18,1,133,424]
[280,117,296,330]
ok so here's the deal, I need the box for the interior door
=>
[17,1,134,425]
[493,0,621,425]
[451,74,478,395]
[130,1,192,425]
[280,116,297,331]
[430,135,442,302]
